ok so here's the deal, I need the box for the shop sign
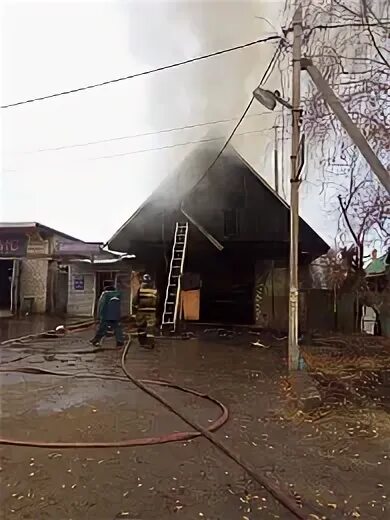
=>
[0,235,28,257]
[56,241,101,256]
[73,276,85,291]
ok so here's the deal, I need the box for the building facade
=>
[65,257,133,317]
[0,223,75,316]
[0,222,133,319]
[108,148,329,331]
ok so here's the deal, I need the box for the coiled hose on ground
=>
[0,323,328,520]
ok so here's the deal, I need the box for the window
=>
[224,209,240,238]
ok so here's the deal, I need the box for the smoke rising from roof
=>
[124,1,283,125]
[120,0,285,209]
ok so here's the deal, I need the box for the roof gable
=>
[108,146,329,256]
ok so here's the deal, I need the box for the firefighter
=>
[90,282,124,347]
[135,273,158,349]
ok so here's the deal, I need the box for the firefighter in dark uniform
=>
[90,283,124,347]
[135,274,158,348]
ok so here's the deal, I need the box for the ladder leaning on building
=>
[161,222,189,332]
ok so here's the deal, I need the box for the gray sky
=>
[1,0,336,244]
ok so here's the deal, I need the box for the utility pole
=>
[274,125,279,194]
[301,58,390,195]
[288,5,303,371]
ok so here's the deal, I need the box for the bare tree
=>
[310,247,357,289]
[282,0,389,252]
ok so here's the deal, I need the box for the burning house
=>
[108,148,329,330]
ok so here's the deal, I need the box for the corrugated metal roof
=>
[71,255,135,265]
[0,221,84,243]
[0,222,38,228]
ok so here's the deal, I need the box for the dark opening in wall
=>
[224,209,240,238]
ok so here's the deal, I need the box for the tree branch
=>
[361,0,390,68]
[338,194,361,246]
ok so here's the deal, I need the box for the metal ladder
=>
[161,222,189,332]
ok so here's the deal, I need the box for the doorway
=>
[94,271,117,314]
[0,260,14,310]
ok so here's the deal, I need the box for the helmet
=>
[143,273,152,283]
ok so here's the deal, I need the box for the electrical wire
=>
[90,127,276,161]
[3,127,277,173]
[2,21,387,110]
[303,21,390,39]
[4,34,283,172]
[15,110,283,155]
[179,39,284,205]
[1,35,282,109]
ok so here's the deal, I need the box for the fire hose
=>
[0,325,328,520]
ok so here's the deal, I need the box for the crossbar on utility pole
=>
[288,5,303,371]
[301,58,390,195]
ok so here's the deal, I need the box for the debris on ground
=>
[280,333,390,440]
[301,333,390,408]
[288,371,322,412]
[203,328,237,338]
[251,341,271,349]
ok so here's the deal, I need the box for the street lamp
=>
[253,87,293,111]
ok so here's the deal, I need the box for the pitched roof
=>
[108,146,329,255]
[108,144,218,249]
[0,221,83,243]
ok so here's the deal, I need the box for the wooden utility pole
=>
[301,58,390,194]
[288,5,303,371]
[274,126,279,194]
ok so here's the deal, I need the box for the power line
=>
[304,21,390,38]
[4,42,283,172]
[91,127,276,161]
[3,20,386,110]
[180,39,284,201]
[16,110,282,155]
[3,127,277,172]
[1,35,282,109]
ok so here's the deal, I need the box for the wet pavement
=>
[0,315,80,343]
[1,327,389,519]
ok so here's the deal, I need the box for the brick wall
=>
[20,258,49,313]
[19,237,49,313]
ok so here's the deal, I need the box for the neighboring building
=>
[64,255,134,318]
[0,222,133,318]
[363,249,390,337]
[108,148,329,330]
[0,222,84,316]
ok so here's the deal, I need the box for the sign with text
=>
[27,240,48,256]
[56,241,102,256]
[73,276,85,291]
[0,235,28,257]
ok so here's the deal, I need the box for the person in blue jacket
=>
[90,282,124,347]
